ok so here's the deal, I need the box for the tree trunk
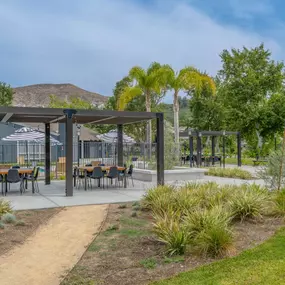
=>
[145,91,152,159]
[173,90,180,157]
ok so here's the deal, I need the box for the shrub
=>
[183,206,231,239]
[271,189,285,216]
[258,150,285,190]
[131,211,138,217]
[142,185,175,217]
[153,212,189,256]
[194,223,233,257]
[0,199,13,216]
[207,167,253,180]
[229,184,268,221]
[1,213,16,224]
[0,222,5,229]
[15,220,26,226]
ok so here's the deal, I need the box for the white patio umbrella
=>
[1,127,62,166]
[97,129,135,143]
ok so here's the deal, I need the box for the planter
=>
[132,168,206,182]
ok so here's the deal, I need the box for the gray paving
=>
[2,175,265,211]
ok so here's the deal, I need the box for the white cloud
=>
[0,0,282,103]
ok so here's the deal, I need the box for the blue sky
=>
[0,0,284,102]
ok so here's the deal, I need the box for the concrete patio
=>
[2,175,265,210]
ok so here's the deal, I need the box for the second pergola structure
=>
[0,106,165,196]
[180,130,242,168]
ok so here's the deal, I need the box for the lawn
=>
[153,227,285,285]
[225,157,267,166]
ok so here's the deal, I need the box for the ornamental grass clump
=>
[0,199,13,217]
[229,184,269,221]
[153,211,189,256]
[207,167,253,180]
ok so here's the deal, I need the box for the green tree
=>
[49,95,92,109]
[0,82,13,106]
[118,62,169,146]
[217,44,284,156]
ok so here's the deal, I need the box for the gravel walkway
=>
[0,204,108,285]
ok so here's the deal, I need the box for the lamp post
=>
[77,125,81,167]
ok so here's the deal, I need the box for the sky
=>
[0,0,284,103]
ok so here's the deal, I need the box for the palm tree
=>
[118,62,169,148]
[166,66,216,156]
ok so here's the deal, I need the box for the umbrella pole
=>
[26,141,28,168]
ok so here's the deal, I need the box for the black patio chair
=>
[0,174,3,196]
[119,164,134,187]
[73,168,87,189]
[6,169,24,195]
[106,166,118,188]
[23,167,40,193]
[90,167,104,188]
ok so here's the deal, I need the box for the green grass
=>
[152,227,285,285]
[120,217,148,227]
[225,157,267,166]
[206,167,253,180]
[140,258,157,269]
[119,228,149,238]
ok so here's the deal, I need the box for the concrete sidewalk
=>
[2,177,265,211]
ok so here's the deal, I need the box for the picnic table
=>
[74,166,127,190]
[0,168,34,194]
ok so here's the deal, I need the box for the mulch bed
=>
[0,207,61,255]
[62,204,284,285]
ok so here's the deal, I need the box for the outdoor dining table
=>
[0,168,34,194]
[74,166,127,190]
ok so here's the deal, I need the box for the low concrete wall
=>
[133,168,207,182]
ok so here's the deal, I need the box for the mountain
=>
[13,83,108,107]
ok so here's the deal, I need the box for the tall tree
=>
[217,44,285,156]
[118,62,169,146]
[0,82,13,106]
[166,66,216,155]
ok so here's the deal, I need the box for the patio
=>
[0,106,165,197]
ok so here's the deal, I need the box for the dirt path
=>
[0,204,108,285]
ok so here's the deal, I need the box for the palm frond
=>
[117,86,142,111]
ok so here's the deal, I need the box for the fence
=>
[0,141,158,178]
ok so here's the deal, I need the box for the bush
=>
[207,167,253,180]
[141,185,175,216]
[271,189,285,216]
[0,222,5,229]
[194,223,233,257]
[183,206,231,239]
[0,199,13,216]
[15,220,26,226]
[1,213,16,224]
[153,212,189,256]
[258,151,285,190]
[229,184,268,221]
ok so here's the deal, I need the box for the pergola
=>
[180,130,241,168]
[0,106,165,196]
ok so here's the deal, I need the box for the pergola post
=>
[222,133,226,168]
[237,132,242,167]
[64,109,76,197]
[197,132,202,167]
[117,124,123,166]
[156,113,164,185]
[189,135,193,168]
[45,123,51,185]
[211,136,215,166]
